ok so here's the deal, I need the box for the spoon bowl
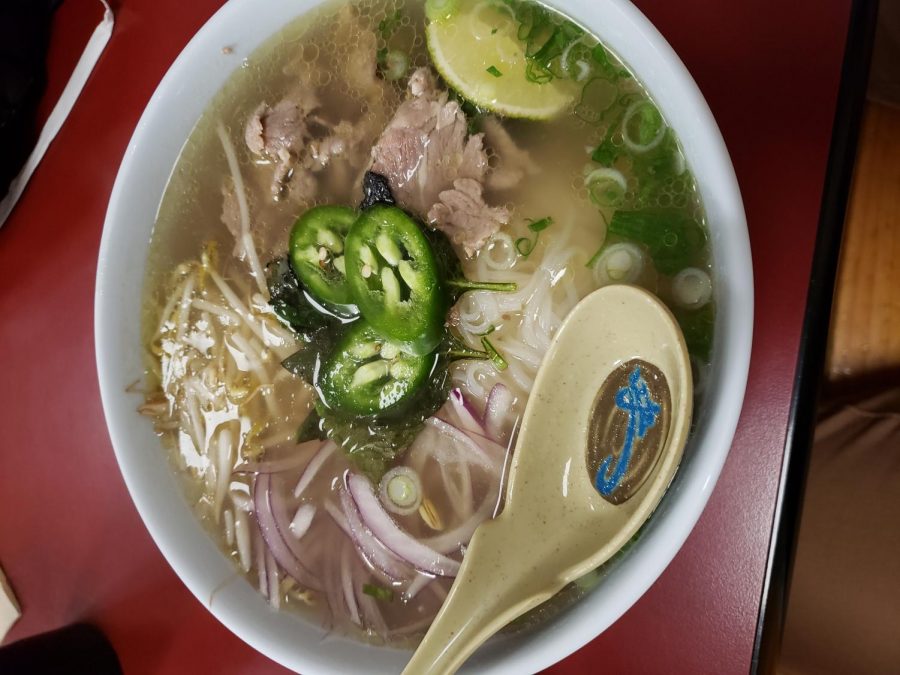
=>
[404,284,693,675]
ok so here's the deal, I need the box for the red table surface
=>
[0,0,849,672]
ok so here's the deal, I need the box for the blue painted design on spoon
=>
[595,366,661,496]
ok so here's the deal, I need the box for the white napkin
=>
[0,0,115,227]
[0,564,20,641]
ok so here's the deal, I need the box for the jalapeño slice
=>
[317,322,436,417]
[345,205,445,355]
[289,205,358,315]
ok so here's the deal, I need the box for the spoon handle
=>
[401,516,564,675]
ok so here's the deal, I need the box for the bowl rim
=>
[95,0,752,673]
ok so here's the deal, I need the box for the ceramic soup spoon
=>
[403,284,693,675]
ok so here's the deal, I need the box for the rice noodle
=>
[453,218,583,411]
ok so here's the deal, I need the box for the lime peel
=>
[426,0,574,120]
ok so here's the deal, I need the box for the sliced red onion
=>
[426,417,500,473]
[267,476,323,581]
[357,588,389,638]
[253,473,322,591]
[438,458,472,521]
[484,383,514,442]
[459,424,508,460]
[289,503,316,540]
[324,499,352,538]
[448,388,486,435]
[339,485,413,581]
[346,472,461,577]
[340,540,361,627]
[293,440,337,497]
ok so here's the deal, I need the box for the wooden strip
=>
[826,102,900,379]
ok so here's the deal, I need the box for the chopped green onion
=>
[671,267,712,309]
[379,466,423,515]
[491,27,498,34]
[525,60,553,84]
[622,101,667,153]
[363,584,395,602]
[608,208,706,275]
[515,216,554,257]
[575,77,617,125]
[528,216,553,233]
[673,303,714,360]
[589,242,646,286]
[486,65,503,78]
[382,50,410,81]
[585,168,627,208]
[481,336,508,371]
[515,236,535,257]
[378,9,403,39]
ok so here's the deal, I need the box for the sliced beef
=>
[371,68,488,218]
[370,68,524,256]
[244,92,318,199]
[306,120,365,171]
[428,178,510,257]
[244,88,367,201]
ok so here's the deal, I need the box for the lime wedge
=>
[426,0,574,119]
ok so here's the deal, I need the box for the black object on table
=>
[0,623,122,675]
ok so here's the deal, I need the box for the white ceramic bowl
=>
[95,0,752,672]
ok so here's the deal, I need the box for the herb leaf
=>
[378,10,403,40]
[515,236,535,257]
[363,583,395,601]
[481,336,508,371]
[266,257,338,338]
[528,216,553,233]
[295,408,326,443]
